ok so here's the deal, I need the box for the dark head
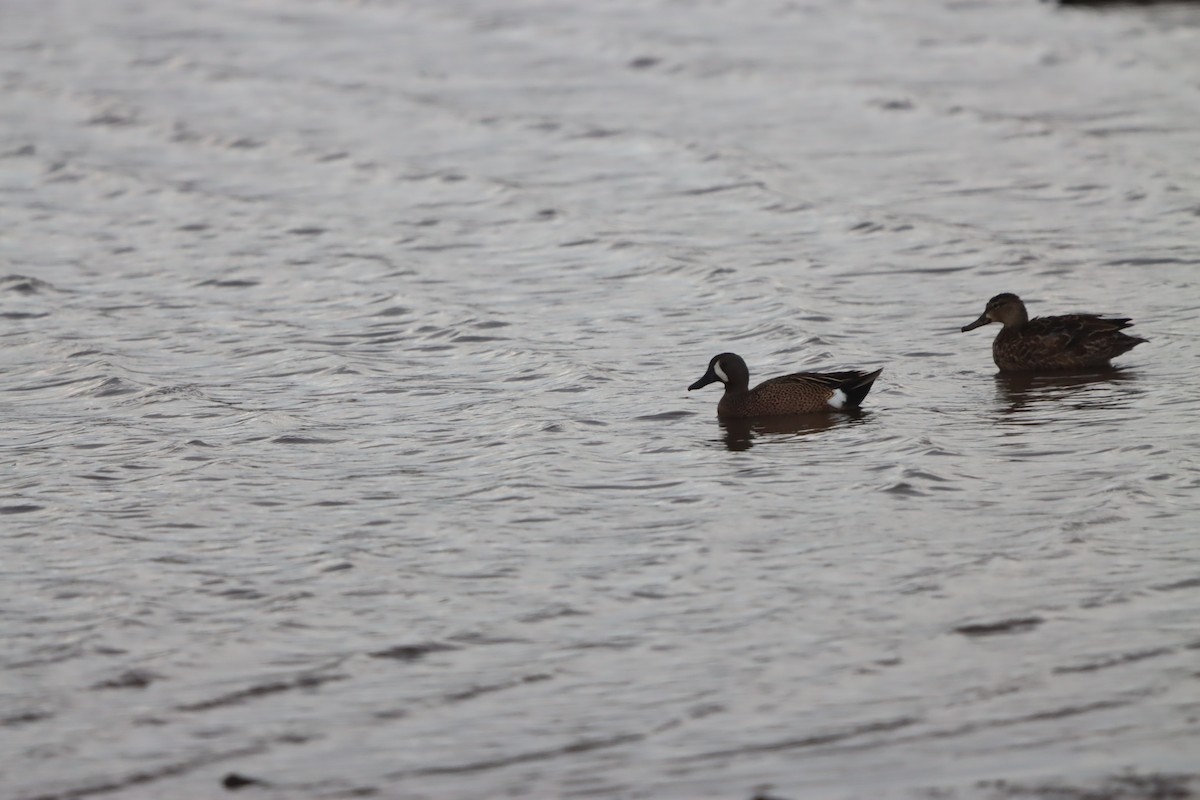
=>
[961,292,1029,332]
[688,352,750,392]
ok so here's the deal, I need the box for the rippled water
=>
[3,1,1200,798]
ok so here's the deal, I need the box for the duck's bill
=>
[688,369,719,391]
[961,313,991,332]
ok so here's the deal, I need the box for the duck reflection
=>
[718,411,867,451]
[994,369,1138,416]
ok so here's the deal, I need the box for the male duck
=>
[688,353,882,417]
[961,293,1146,371]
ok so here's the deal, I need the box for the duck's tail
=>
[841,368,883,408]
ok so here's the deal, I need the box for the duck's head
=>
[689,352,749,391]
[962,292,1028,331]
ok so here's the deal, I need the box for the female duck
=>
[688,353,882,417]
[961,292,1146,371]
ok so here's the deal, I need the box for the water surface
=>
[2,1,1199,798]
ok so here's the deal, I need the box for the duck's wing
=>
[763,370,879,390]
[1028,314,1139,350]
[766,368,883,407]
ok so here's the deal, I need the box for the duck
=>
[961,292,1146,371]
[688,353,882,417]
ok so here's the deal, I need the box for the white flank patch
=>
[714,361,729,383]
[827,388,848,410]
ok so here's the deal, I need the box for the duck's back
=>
[718,370,880,416]
[994,314,1146,371]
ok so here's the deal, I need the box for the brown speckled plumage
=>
[961,293,1147,372]
[688,353,883,417]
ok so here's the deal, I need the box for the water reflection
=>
[993,369,1139,416]
[718,411,865,451]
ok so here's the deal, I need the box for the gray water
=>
[3,1,1200,798]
